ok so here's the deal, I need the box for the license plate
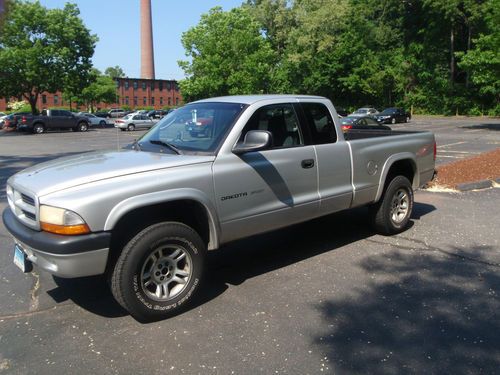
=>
[14,245,27,272]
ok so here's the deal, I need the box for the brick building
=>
[0,77,183,112]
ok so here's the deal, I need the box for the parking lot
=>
[0,116,499,374]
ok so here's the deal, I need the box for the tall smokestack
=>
[140,0,155,79]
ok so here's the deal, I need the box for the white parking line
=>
[437,141,467,148]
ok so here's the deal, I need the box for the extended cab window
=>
[301,103,337,144]
[240,104,303,148]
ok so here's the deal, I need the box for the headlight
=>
[39,205,90,235]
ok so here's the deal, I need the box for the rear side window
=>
[300,103,337,144]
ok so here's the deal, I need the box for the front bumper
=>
[2,208,111,278]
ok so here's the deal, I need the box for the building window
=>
[160,97,163,105]
[54,95,59,105]
[133,81,138,90]
[175,84,179,92]
[42,95,47,104]
[176,98,179,105]
[142,81,146,90]
[151,97,155,105]
[151,82,155,91]
[143,97,147,105]
[159,81,163,91]
[125,96,129,105]
[125,81,129,89]
[115,80,120,88]
[168,97,171,106]
[166,82,171,90]
[133,96,138,106]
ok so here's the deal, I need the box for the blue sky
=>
[38,0,243,80]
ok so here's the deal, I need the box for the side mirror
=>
[232,130,272,155]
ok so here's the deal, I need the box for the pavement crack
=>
[366,236,500,268]
[0,303,73,321]
[29,271,40,312]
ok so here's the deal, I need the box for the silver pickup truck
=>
[3,95,436,321]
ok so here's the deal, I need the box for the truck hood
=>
[8,150,215,197]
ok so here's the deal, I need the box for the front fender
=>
[104,188,221,250]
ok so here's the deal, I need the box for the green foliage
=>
[105,66,126,78]
[77,69,117,112]
[179,0,499,115]
[178,6,276,101]
[0,1,97,114]
[121,104,131,111]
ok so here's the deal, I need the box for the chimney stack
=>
[140,0,155,79]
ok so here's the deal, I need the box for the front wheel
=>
[369,175,413,235]
[77,122,88,132]
[99,120,106,127]
[391,117,396,124]
[110,222,206,322]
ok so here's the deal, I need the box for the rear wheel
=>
[391,117,396,124]
[127,124,135,131]
[406,116,410,123]
[99,120,106,127]
[32,123,44,134]
[370,175,413,235]
[110,222,206,322]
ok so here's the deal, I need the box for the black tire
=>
[110,222,206,321]
[391,117,396,124]
[99,120,106,127]
[406,116,410,123]
[32,123,44,134]
[78,122,89,132]
[127,124,135,131]
[120,128,126,132]
[369,175,413,235]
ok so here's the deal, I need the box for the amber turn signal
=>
[40,222,91,235]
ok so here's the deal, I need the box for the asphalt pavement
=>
[0,118,499,374]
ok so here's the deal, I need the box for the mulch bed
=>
[429,148,500,189]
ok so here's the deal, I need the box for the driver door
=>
[213,103,319,243]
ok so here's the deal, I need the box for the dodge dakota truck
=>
[3,95,436,321]
[19,109,90,134]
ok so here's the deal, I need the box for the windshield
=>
[138,102,246,154]
[380,109,396,115]
[354,109,368,114]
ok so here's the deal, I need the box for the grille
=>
[6,185,39,230]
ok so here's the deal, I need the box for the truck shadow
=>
[313,245,500,374]
[460,123,500,131]
[47,202,436,320]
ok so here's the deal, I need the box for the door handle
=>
[301,159,315,169]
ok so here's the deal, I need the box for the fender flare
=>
[374,153,418,202]
[104,188,221,250]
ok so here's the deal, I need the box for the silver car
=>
[77,112,108,127]
[349,107,379,117]
[114,113,155,131]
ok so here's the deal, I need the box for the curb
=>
[456,179,497,192]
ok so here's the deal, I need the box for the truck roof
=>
[192,94,326,105]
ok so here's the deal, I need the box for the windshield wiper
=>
[149,140,182,155]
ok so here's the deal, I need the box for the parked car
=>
[19,109,90,134]
[184,113,214,137]
[375,107,411,124]
[2,94,436,321]
[2,112,32,130]
[108,109,126,118]
[77,112,108,127]
[147,110,168,119]
[340,116,391,132]
[94,111,111,118]
[349,107,379,117]
[114,113,156,131]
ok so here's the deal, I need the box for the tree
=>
[105,65,126,78]
[76,69,117,112]
[0,1,97,114]
[178,6,276,101]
